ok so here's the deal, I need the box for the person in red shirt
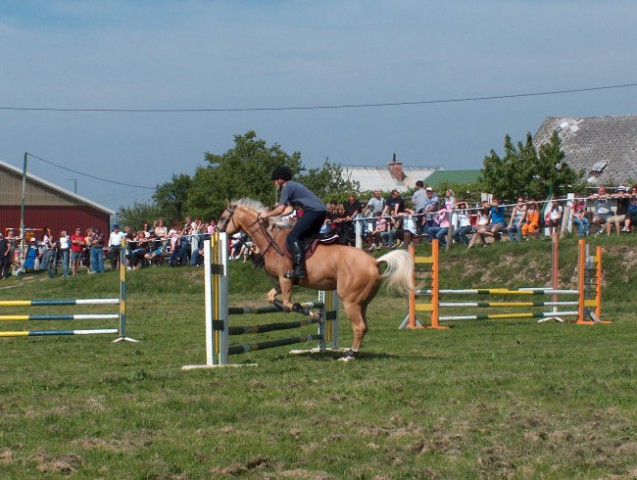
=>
[70,227,85,276]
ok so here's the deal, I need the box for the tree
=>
[298,159,360,201]
[152,173,193,223]
[480,131,580,201]
[117,200,162,231]
[186,131,304,219]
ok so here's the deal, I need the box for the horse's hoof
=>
[338,349,359,362]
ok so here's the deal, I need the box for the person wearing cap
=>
[606,186,629,235]
[108,224,127,270]
[260,166,327,280]
[421,187,439,234]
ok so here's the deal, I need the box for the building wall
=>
[0,168,86,207]
[0,205,110,239]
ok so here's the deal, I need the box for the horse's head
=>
[218,198,266,234]
[218,203,239,234]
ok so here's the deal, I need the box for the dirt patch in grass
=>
[30,450,85,475]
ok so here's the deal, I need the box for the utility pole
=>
[18,153,28,273]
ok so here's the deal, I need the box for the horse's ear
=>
[225,199,231,207]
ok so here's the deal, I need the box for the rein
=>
[221,205,286,257]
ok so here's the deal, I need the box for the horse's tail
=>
[376,249,413,294]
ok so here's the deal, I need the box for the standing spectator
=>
[0,232,10,279]
[384,189,406,217]
[89,226,105,274]
[5,229,21,275]
[108,224,127,270]
[58,230,71,277]
[572,199,590,237]
[544,199,563,236]
[411,181,427,216]
[342,194,362,246]
[507,197,527,242]
[83,228,93,273]
[70,227,84,276]
[208,219,217,234]
[364,190,386,219]
[421,187,439,234]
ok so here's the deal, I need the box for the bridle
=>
[219,205,286,257]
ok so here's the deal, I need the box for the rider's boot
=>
[283,241,306,279]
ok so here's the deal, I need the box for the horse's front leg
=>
[275,277,295,311]
[266,286,280,304]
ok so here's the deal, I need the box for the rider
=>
[259,166,327,280]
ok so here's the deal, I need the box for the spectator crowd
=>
[2,184,636,280]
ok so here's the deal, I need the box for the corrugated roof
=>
[534,114,637,185]
[0,160,114,215]
[343,165,441,192]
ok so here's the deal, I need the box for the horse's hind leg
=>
[342,301,368,359]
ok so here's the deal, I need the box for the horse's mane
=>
[233,198,287,228]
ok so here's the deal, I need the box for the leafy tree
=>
[480,131,580,201]
[298,159,360,202]
[117,200,162,231]
[186,131,303,219]
[152,173,193,222]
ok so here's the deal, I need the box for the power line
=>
[27,153,155,190]
[3,82,637,113]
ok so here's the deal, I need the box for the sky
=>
[1,0,637,212]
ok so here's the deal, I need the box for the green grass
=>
[0,236,636,479]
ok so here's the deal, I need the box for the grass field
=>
[0,236,636,479]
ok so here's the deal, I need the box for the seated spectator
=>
[229,232,247,260]
[426,206,451,247]
[467,202,491,249]
[607,186,629,235]
[544,199,563,236]
[507,197,527,242]
[522,201,541,238]
[589,186,612,234]
[380,215,402,248]
[571,198,590,237]
[155,219,168,238]
[367,212,388,250]
[452,201,474,246]
[128,232,150,270]
[401,210,419,246]
[622,186,637,232]
[144,237,167,266]
[384,189,406,217]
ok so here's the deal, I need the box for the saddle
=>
[283,232,340,260]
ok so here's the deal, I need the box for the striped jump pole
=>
[0,240,138,342]
[182,233,340,370]
[400,238,608,329]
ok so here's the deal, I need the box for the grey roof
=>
[342,165,441,193]
[0,159,114,215]
[534,115,637,185]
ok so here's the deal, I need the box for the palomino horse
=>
[218,198,413,361]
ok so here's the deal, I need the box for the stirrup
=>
[283,269,306,280]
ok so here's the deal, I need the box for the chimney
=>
[387,153,404,181]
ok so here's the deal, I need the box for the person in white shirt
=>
[108,224,127,270]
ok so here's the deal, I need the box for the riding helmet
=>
[271,166,293,181]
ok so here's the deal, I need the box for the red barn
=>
[0,160,113,240]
